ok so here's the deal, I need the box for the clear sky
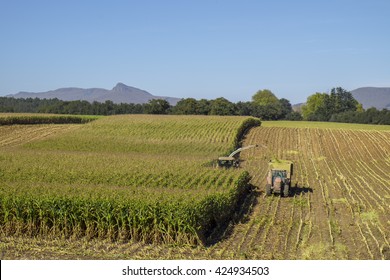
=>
[1,0,389,104]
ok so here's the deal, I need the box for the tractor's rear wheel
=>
[266,184,272,196]
[283,184,289,197]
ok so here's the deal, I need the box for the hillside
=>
[351,87,390,109]
[7,82,181,105]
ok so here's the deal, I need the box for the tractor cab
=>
[271,169,288,183]
[266,160,293,197]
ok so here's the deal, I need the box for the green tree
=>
[252,89,280,106]
[195,99,211,115]
[301,92,331,121]
[251,89,283,119]
[279,98,293,119]
[172,98,198,115]
[235,101,252,116]
[330,87,358,114]
[144,99,171,114]
[302,88,359,121]
[209,97,236,115]
[356,103,364,113]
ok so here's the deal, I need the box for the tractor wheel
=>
[266,184,272,196]
[283,184,289,197]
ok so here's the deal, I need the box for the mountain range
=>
[6,84,390,110]
[7,83,181,105]
[350,87,390,110]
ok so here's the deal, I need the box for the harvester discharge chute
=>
[217,144,260,168]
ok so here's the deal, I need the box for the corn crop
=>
[0,114,260,245]
[0,113,98,125]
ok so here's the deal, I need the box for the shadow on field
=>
[289,183,313,197]
[205,182,313,245]
[205,184,260,246]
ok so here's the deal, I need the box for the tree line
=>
[0,90,299,120]
[2,87,390,125]
[301,87,390,125]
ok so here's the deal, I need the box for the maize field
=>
[0,114,260,245]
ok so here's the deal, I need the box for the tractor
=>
[266,159,293,197]
[217,145,258,168]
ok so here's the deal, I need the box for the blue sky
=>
[1,0,389,104]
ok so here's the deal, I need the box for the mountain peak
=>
[112,82,131,92]
[7,83,181,105]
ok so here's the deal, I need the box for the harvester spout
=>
[228,144,258,158]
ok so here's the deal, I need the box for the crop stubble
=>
[227,126,390,259]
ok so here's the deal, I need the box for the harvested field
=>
[0,125,78,148]
[221,124,390,259]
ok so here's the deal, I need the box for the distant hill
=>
[7,83,181,105]
[351,87,390,110]
[292,103,304,112]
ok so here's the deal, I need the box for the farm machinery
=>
[266,159,293,197]
[217,144,293,198]
[217,145,258,168]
